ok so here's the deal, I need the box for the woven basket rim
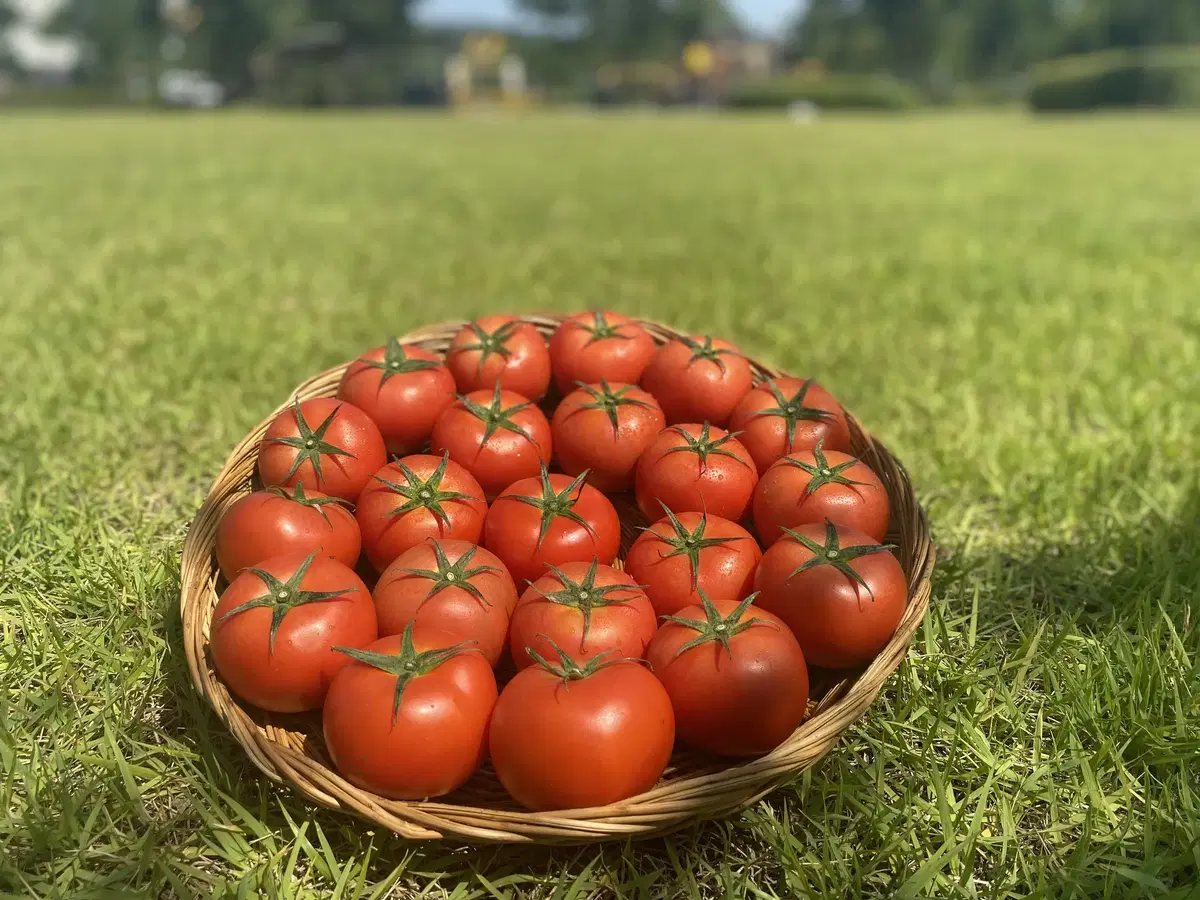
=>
[180,314,935,844]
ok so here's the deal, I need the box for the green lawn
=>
[2,110,1198,899]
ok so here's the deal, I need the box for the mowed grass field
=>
[2,111,1199,899]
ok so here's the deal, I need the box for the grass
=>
[1,110,1198,899]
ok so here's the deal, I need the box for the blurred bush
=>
[1028,46,1200,111]
[727,74,922,110]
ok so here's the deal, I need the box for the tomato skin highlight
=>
[639,336,753,427]
[634,424,759,523]
[210,552,377,713]
[446,315,552,400]
[753,451,890,546]
[488,660,675,811]
[322,628,498,800]
[257,398,387,502]
[551,383,665,492]
[336,343,457,457]
[728,378,852,474]
[215,487,360,581]
[548,312,656,394]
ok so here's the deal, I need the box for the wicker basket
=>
[180,315,935,844]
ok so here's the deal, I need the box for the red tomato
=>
[355,452,487,572]
[336,337,457,457]
[508,560,657,670]
[483,468,621,588]
[446,315,551,400]
[323,624,497,799]
[210,550,377,713]
[753,521,906,669]
[257,398,387,502]
[634,423,759,523]
[215,483,360,581]
[488,644,675,810]
[374,539,518,667]
[639,335,753,427]
[728,378,851,474]
[646,592,809,757]
[551,381,665,492]
[623,507,761,617]
[548,311,656,394]
[430,385,552,498]
[753,441,890,546]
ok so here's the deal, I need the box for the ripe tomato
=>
[446,315,551,400]
[550,381,665,492]
[753,521,906,669]
[355,452,487,572]
[336,337,457,457]
[374,540,518,667]
[257,398,387,502]
[634,423,758,523]
[430,385,552,498]
[488,644,674,811]
[323,623,497,800]
[210,550,376,713]
[753,441,890,546]
[548,311,656,394]
[508,560,657,670]
[623,506,761,617]
[639,335,752,427]
[728,378,851,474]
[646,592,809,757]
[215,483,360,581]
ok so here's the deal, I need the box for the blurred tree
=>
[46,0,160,86]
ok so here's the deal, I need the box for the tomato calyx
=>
[509,465,598,549]
[334,621,480,724]
[458,383,537,447]
[360,336,444,386]
[531,559,645,645]
[641,503,750,589]
[372,451,480,531]
[265,482,350,527]
[781,439,870,496]
[217,550,359,655]
[749,379,836,450]
[660,588,774,658]
[780,519,897,599]
[398,540,502,608]
[661,422,751,472]
[265,399,358,483]
[570,380,658,433]
[525,636,639,686]
[577,310,633,346]
[460,319,522,373]
[679,335,737,375]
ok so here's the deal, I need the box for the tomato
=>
[639,335,752,427]
[336,337,457,457]
[215,483,360,581]
[355,452,487,572]
[623,507,761,617]
[548,311,656,394]
[483,467,621,588]
[508,560,657,670]
[210,550,376,713]
[430,385,552,498]
[634,423,758,523]
[753,441,890,546]
[257,398,387,502]
[323,623,497,799]
[550,381,665,492]
[646,592,809,757]
[488,644,674,810]
[728,377,851,474]
[446,315,551,400]
[374,539,518,667]
[753,521,906,669]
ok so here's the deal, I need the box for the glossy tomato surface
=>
[639,335,752,427]
[634,423,758,523]
[551,382,665,492]
[728,378,851,474]
[446,315,551,400]
[548,311,656,394]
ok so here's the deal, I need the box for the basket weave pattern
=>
[180,315,935,843]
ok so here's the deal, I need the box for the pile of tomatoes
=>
[209,313,907,812]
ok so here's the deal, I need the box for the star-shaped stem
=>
[459,319,522,375]
[265,482,349,527]
[525,637,638,687]
[360,336,443,387]
[661,422,750,472]
[458,382,537,447]
[398,541,501,608]
[660,587,775,657]
[217,550,359,655]
[508,464,598,549]
[639,503,751,590]
[530,559,643,646]
[372,451,480,531]
[265,399,357,483]
[570,380,657,434]
[780,520,897,600]
[780,439,869,496]
[749,379,836,451]
[577,311,633,345]
[334,622,480,725]
[679,335,738,375]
